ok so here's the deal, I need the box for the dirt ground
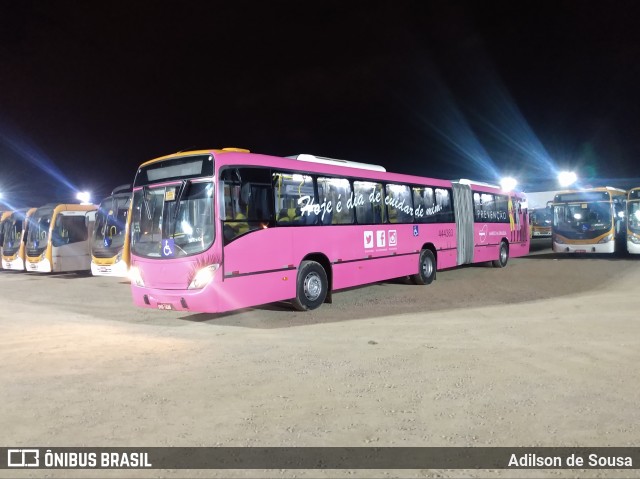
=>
[1,240,640,478]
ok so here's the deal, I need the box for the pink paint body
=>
[130,151,530,313]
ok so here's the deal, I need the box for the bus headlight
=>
[553,235,565,244]
[598,234,613,243]
[115,250,123,263]
[129,266,144,287]
[630,234,640,244]
[188,264,220,290]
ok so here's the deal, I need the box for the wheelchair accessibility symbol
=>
[162,239,175,257]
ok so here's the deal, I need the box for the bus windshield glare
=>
[26,210,53,256]
[92,196,130,251]
[1,213,24,255]
[130,181,215,258]
[531,208,552,227]
[553,201,612,239]
[628,201,640,233]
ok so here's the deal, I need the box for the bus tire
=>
[412,249,436,285]
[492,241,509,268]
[292,260,328,311]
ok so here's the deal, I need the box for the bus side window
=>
[354,181,385,224]
[65,216,88,243]
[273,171,317,226]
[385,184,413,224]
[317,177,353,226]
[413,186,435,223]
[494,195,509,224]
[435,188,454,223]
[221,167,273,243]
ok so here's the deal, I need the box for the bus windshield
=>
[130,181,215,258]
[553,201,612,239]
[629,201,640,233]
[531,208,552,227]
[93,196,131,251]
[1,213,24,256]
[26,210,53,256]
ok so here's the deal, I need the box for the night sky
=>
[1,0,640,207]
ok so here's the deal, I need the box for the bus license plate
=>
[575,250,586,253]
[157,303,174,310]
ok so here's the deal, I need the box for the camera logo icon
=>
[7,449,39,467]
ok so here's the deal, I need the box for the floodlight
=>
[76,191,91,204]
[558,171,577,188]
[500,177,518,192]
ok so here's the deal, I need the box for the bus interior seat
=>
[278,207,303,225]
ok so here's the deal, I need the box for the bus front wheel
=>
[292,260,328,311]
[492,241,509,268]
[412,249,436,285]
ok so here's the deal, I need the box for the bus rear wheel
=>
[292,260,328,311]
[492,241,509,268]
[412,249,436,285]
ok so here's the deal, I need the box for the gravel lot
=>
[2,241,639,478]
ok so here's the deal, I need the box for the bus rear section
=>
[128,150,530,314]
[459,182,529,267]
[91,185,132,276]
[25,204,97,273]
[2,208,36,271]
[551,188,626,254]
[627,187,640,254]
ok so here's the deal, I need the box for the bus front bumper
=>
[627,241,640,255]
[131,285,221,313]
[553,241,615,254]
[25,258,52,273]
[91,259,128,277]
[3,256,24,271]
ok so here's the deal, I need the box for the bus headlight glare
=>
[598,234,613,243]
[188,264,220,289]
[630,235,640,244]
[553,235,565,244]
[129,266,144,287]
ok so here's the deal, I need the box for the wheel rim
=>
[303,272,322,301]
[422,256,433,278]
[500,246,507,263]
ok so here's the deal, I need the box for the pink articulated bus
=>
[128,149,529,313]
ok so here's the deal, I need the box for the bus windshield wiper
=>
[142,186,152,220]
[171,180,191,237]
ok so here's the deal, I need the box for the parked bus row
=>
[0,185,132,276]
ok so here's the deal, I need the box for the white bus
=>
[25,203,97,273]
